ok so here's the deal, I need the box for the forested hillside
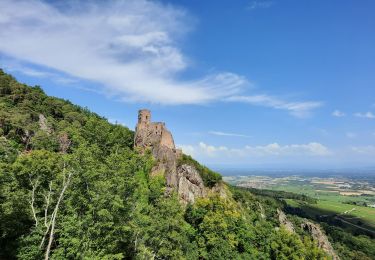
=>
[0,69,372,259]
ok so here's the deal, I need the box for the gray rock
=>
[176,164,207,204]
[301,220,340,260]
[134,109,224,205]
[277,209,295,233]
[38,114,52,134]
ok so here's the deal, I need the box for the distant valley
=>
[225,173,375,236]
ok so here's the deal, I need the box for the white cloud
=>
[354,112,375,119]
[247,1,273,10]
[0,0,323,116]
[197,142,229,157]
[332,110,345,117]
[178,141,331,158]
[8,66,53,78]
[2,60,78,84]
[346,132,357,139]
[178,144,196,156]
[0,0,246,105]
[208,131,251,138]
[226,95,322,117]
[351,146,375,155]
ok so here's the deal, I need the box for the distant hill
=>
[1,69,374,259]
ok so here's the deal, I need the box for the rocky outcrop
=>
[134,109,216,205]
[276,210,339,259]
[258,202,265,219]
[277,209,295,233]
[38,114,52,134]
[151,143,208,205]
[301,220,339,260]
[176,164,207,204]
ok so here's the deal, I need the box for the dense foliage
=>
[0,69,353,259]
[321,223,375,260]
[245,187,318,204]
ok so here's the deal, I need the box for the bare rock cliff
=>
[134,109,218,204]
[176,165,207,204]
[276,210,339,258]
[277,209,295,233]
[38,114,52,134]
[301,220,340,260]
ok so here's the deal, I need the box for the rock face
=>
[301,220,339,260]
[176,165,207,204]
[277,209,295,233]
[134,109,207,204]
[276,210,339,259]
[38,114,52,134]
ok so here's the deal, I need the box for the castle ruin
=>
[134,109,181,157]
[134,109,209,204]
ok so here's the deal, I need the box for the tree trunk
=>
[44,170,73,260]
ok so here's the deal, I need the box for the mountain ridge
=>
[1,69,373,259]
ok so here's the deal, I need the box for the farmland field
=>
[224,174,375,232]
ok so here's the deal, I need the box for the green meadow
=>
[272,181,375,230]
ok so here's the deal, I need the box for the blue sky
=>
[1,0,374,169]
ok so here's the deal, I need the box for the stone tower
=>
[134,109,177,151]
[137,109,151,130]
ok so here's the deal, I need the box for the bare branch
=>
[40,181,53,249]
[29,177,39,227]
[44,182,52,228]
[44,169,73,260]
[134,231,139,249]
[62,162,66,186]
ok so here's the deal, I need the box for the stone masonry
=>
[134,109,181,155]
[134,109,205,204]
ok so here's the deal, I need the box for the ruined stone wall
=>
[160,128,175,149]
[134,110,175,151]
[134,109,213,204]
[136,109,151,131]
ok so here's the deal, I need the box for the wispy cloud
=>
[7,66,53,78]
[178,141,331,158]
[354,112,375,119]
[332,109,345,117]
[247,1,273,10]
[0,0,246,105]
[208,131,251,138]
[226,95,322,117]
[346,132,357,139]
[315,128,329,136]
[351,145,375,155]
[2,60,78,84]
[0,0,322,118]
